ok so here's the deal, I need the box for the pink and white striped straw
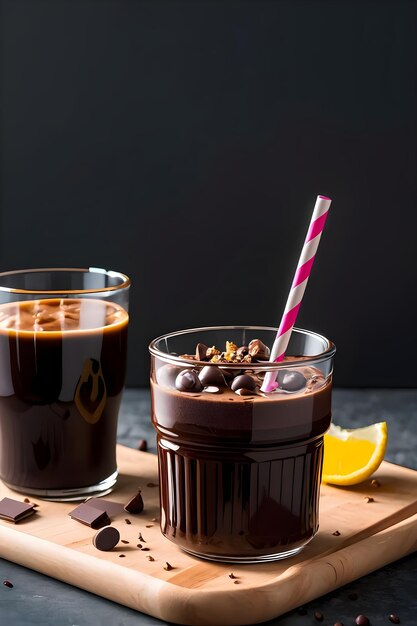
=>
[261,195,332,392]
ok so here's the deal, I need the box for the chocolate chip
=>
[124,491,144,514]
[163,562,174,571]
[93,526,120,551]
[364,496,374,503]
[124,518,131,525]
[137,544,142,548]
[3,580,13,588]
[138,439,148,452]
[332,530,341,536]
[231,374,257,392]
[0,497,36,523]
[203,386,220,394]
[355,616,370,626]
[175,369,203,393]
[121,540,129,544]
[389,615,400,624]
[314,611,324,622]
[277,369,307,392]
[248,339,270,360]
[146,555,155,561]
[155,364,180,388]
[195,343,209,361]
[297,607,307,615]
[69,503,110,529]
[371,479,381,488]
[198,365,226,387]
[348,592,359,600]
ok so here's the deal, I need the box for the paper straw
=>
[261,195,332,392]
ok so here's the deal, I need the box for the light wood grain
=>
[1,445,417,626]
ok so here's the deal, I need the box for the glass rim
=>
[149,325,336,370]
[0,267,131,295]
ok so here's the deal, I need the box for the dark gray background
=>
[1,0,416,387]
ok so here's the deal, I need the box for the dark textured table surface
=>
[1,388,417,626]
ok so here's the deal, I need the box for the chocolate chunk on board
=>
[124,490,144,514]
[93,526,120,551]
[0,497,36,523]
[69,503,110,529]
[85,497,125,517]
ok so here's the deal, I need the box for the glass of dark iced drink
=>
[149,326,335,563]
[0,268,130,500]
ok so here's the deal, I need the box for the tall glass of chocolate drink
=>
[150,326,335,563]
[0,268,130,500]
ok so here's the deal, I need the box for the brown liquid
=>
[0,299,128,491]
[151,364,332,560]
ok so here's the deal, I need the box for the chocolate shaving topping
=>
[0,497,36,523]
[163,562,174,571]
[121,539,129,544]
[125,518,132,525]
[146,555,155,561]
[141,547,150,551]
[69,503,110,529]
[138,533,146,542]
[124,490,144,514]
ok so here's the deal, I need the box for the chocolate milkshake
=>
[150,326,335,562]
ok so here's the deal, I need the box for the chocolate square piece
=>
[0,497,36,523]
[69,503,110,529]
[85,497,124,517]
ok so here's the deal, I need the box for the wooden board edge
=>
[1,513,417,626]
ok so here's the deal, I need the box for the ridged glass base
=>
[3,470,118,502]
[181,542,307,563]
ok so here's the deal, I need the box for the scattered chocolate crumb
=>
[23,498,30,503]
[389,615,400,624]
[233,580,240,584]
[147,482,158,488]
[124,518,131,525]
[124,490,144,514]
[229,573,236,579]
[348,592,359,600]
[121,540,129,544]
[138,439,148,452]
[32,503,39,508]
[145,524,153,528]
[364,496,374,503]
[3,580,13,588]
[371,479,381,488]
[136,544,142,549]
[355,616,370,626]
[163,562,174,571]
[138,533,146,542]
[297,607,307,615]
[332,530,341,536]
[141,547,150,551]
[119,554,126,558]
[314,611,324,622]
[146,555,155,561]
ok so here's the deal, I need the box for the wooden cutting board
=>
[1,445,417,626]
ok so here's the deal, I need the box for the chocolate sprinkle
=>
[141,547,150,551]
[136,544,143,548]
[145,524,153,528]
[3,580,13,588]
[121,540,129,544]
